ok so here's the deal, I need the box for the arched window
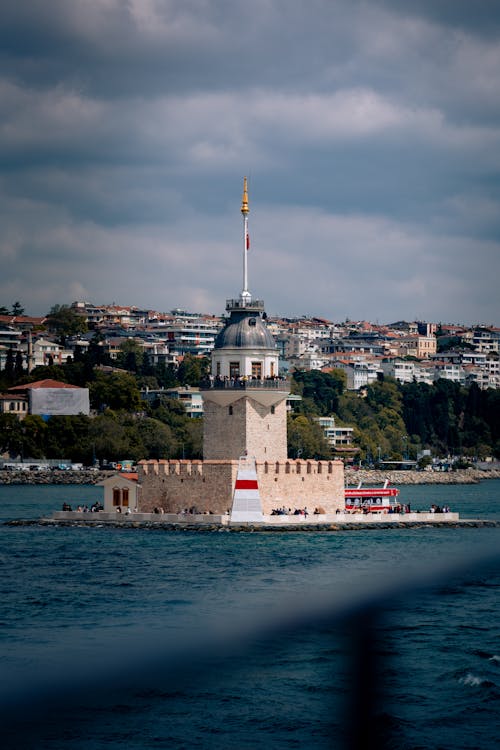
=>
[228,405,233,415]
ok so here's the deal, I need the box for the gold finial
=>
[240,176,249,215]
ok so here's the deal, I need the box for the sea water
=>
[0,481,499,749]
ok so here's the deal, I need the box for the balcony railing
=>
[200,377,290,391]
[225,298,265,311]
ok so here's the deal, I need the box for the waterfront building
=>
[138,179,344,516]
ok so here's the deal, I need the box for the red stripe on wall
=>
[235,479,259,490]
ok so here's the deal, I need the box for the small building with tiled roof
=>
[98,472,139,513]
[6,379,89,416]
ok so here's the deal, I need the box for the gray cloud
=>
[0,0,499,324]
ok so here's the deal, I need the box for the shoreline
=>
[344,467,500,485]
[5,517,500,531]
[0,467,499,486]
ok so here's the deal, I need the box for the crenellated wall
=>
[138,458,344,515]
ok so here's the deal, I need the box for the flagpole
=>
[240,176,251,304]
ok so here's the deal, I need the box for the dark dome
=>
[214,312,276,350]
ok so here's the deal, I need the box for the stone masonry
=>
[138,458,344,514]
[202,395,288,462]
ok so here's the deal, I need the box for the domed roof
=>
[214,312,276,350]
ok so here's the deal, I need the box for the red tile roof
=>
[8,379,81,391]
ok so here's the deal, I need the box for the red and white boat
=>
[344,480,401,513]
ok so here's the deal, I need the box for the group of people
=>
[61,502,103,512]
[429,504,451,513]
[271,506,309,517]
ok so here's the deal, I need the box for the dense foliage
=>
[1,334,499,462]
[288,370,500,461]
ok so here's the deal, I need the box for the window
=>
[229,362,240,379]
[122,489,129,507]
[112,488,121,506]
[251,361,262,379]
[271,405,275,415]
[270,362,275,377]
[216,362,221,377]
[228,405,233,415]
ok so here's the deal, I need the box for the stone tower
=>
[138,178,345,518]
[202,178,290,462]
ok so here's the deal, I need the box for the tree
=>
[0,305,10,316]
[14,351,24,381]
[292,369,345,416]
[88,415,134,462]
[177,354,210,386]
[88,371,142,412]
[136,417,177,459]
[287,414,330,459]
[4,347,15,384]
[117,340,144,373]
[11,301,25,316]
[46,304,88,343]
[0,414,23,456]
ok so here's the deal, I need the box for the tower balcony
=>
[225,298,265,312]
[201,376,290,392]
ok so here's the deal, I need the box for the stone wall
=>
[138,458,345,515]
[202,397,287,461]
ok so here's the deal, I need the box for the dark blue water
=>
[1,482,499,749]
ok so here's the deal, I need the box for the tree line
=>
[1,308,499,463]
[290,369,500,462]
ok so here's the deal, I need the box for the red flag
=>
[246,232,250,250]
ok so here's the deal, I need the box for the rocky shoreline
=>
[0,469,115,485]
[0,467,499,486]
[345,467,500,485]
[6,518,500,530]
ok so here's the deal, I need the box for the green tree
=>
[19,416,47,459]
[88,371,142,412]
[136,417,177,459]
[11,301,25,316]
[292,369,345,416]
[287,414,330,459]
[43,415,92,462]
[88,414,133,463]
[14,351,24,381]
[0,414,23,456]
[177,354,210,386]
[46,304,88,343]
[4,347,15,384]
[117,340,144,373]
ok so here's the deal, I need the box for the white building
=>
[331,360,380,390]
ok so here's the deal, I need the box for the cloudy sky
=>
[1,1,499,325]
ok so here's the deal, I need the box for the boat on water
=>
[344,480,402,513]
